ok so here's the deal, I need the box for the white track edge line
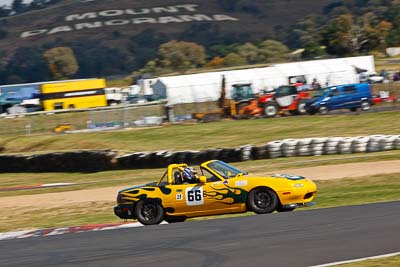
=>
[310,251,400,267]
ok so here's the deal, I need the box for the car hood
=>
[306,96,320,105]
[118,182,157,193]
[244,174,306,181]
[270,174,305,180]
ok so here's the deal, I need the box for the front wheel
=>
[247,188,279,214]
[318,105,328,114]
[263,102,279,118]
[135,200,164,225]
[292,99,308,115]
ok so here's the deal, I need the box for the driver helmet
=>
[182,167,198,182]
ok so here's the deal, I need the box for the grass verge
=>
[0,111,399,154]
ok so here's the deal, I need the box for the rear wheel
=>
[247,188,279,214]
[263,102,279,118]
[361,101,371,111]
[135,200,164,225]
[318,105,328,114]
[349,107,357,112]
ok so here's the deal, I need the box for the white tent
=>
[146,55,375,105]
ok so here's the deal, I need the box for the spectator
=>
[311,78,321,90]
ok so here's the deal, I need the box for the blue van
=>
[305,83,373,114]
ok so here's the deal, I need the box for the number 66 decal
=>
[185,187,204,206]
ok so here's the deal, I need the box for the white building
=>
[140,55,375,105]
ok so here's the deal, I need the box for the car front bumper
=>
[114,204,135,219]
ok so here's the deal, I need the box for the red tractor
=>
[258,85,311,117]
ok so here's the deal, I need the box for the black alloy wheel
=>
[135,200,164,225]
[247,188,278,214]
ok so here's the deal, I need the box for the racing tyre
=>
[247,188,278,214]
[361,101,371,111]
[293,99,308,115]
[135,200,164,225]
[263,102,279,118]
[164,215,186,223]
[318,105,328,114]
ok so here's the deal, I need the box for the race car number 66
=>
[185,187,204,206]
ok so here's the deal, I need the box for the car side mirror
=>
[199,176,207,184]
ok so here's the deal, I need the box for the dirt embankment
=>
[0,160,399,210]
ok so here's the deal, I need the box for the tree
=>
[43,47,79,80]
[0,7,11,18]
[259,40,289,62]
[158,40,206,72]
[7,46,50,83]
[237,43,262,64]
[72,41,134,77]
[322,14,354,56]
[11,0,24,13]
[223,53,246,66]
[301,41,325,59]
[217,0,240,11]
[205,57,225,68]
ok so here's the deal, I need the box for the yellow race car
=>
[114,160,317,225]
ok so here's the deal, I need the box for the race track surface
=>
[0,201,399,267]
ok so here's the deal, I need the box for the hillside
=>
[0,0,397,84]
[1,0,337,51]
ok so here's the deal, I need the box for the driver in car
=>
[182,167,200,184]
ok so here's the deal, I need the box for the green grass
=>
[313,173,400,208]
[0,111,399,154]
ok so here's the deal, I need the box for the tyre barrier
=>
[338,137,354,154]
[311,137,327,156]
[0,150,117,173]
[1,135,399,172]
[395,135,400,149]
[296,138,313,157]
[266,140,283,158]
[252,144,269,160]
[282,139,298,157]
[351,136,369,153]
[324,137,342,155]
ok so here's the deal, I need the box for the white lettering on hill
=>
[20,13,239,38]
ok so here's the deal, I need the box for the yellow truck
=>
[40,79,107,111]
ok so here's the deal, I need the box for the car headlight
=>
[294,183,304,188]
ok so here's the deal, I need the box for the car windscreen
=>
[275,86,297,97]
[207,160,247,179]
[313,87,331,97]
